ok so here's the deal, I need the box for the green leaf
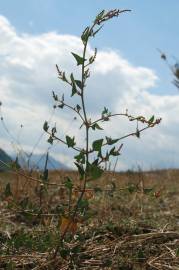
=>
[74,151,85,164]
[58,103,64,109]
[64,177,73,190]
[74,162,85,179]
[87,163,103,180]
[71,52,86,66]
[52,126,57,136]
[71,86,77,96]
[66,135,76,148]
[4,183,12,197]
[128,183,137,193]
[95,10,105,22]
[109,147,120,156]
[60,248,70,259]
[143,188,153,194]
[92,139,103,152]
[106,136,119,145]
[136,129,140,138]
[102,107,108,115]
[52,91,58,101]
[76,104,81,112]
[149,115,154,123]
[101,107,111,121]
[78,199,89,211]
[81,27,90,43]
[70,73,77,96]
[43,121,49,132]
[92,158,99,166]
[75,80,83,90]
[97,150,102,158]
[62,72,68,83]
[91,123,103,130]
[47,136,53,144]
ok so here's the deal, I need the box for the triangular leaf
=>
[149,115,154,123]
[66,135,76,148]
[74,162,85,179]
[136,129,140,138]
[4,183,12,197]
[91,123,103,130]
[74,151,85,164]
[70,73,77,96]
[81,27,90,44]
[43,121,49,132]
[52,91,58,101]
[78,199,89,211]
[71,52,86,66]
[75,80,83,90]
[76,104,81,112]
[64,177,73,190]
[47,136,53,144]
[87,163,103,180]
[95,10,105,22]
[106,136,119,145]
[92,139,103,152]
[102,107,108,115]
[109,146,120,156]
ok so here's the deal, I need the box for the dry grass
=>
[0,169,179,269]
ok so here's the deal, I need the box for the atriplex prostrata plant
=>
[43,9,161,242]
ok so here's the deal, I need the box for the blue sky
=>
[0,0,178,95]
[0,1,179,170]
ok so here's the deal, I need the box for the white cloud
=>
[0,15,179,170]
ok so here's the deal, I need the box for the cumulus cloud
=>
[0,15,179,170]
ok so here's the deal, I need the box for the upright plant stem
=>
[81,39,89,184]
[72,35,90,218]
[53,34,90,259]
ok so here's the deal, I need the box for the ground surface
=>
[0,169,179,269]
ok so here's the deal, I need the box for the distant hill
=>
[12,152,67,171]
[28,153,67,170]
[0,148,12,171]
[0,148,67,171]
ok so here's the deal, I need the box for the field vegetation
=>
[0,169,179,269]
[0,8,179,270]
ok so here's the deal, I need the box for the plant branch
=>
[91,112,128,125]
[60,102,85,122]
[46,131,82,152]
